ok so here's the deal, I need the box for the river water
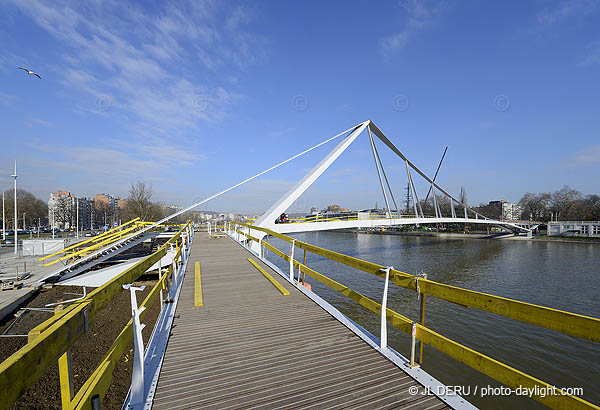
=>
[264,232,600,410]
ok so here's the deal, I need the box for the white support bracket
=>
[380,266,392,350]
[408,322,418,368]
[122,284,147,408]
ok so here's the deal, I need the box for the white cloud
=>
[380,0,449,58]
[569,145,600,165]
[6,0,264,137]
[26,118,54,128]
[581,40,600,65]
[537,0,600,24]
[0,91,17,106]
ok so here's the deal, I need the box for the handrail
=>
[42,223,145,267]
[69,258,176,409]
[233,222,599,342]
[0,222,192,409]
[230,222,600,410]
[39,218,141,262]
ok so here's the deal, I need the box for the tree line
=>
[1,189,48,229]
[412,185,599,222]
[518,186,600,222]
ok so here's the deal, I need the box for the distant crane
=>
[17,67,42,79]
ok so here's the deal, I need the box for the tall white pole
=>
[2,190,5,241]
[12,161,17,255]
[76,196,79,239]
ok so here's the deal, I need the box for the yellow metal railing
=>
[231,221,600,410]
[39,218,141,263]
[0,222,192,410]
[40,219,185,267]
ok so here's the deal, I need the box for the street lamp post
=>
[12,161,17,255]
[2,189,5,241]
[76,196,79,239]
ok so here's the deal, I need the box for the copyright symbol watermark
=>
[493,94,510,112]
[408,386,419,395]
[291,197,308,212]
[95,94,112,112]
[393,94,409,112]
[193,95,208,112]
[292,94,308,111]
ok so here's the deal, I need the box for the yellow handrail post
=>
[302,249,307,284]
[56,305,74,409]
[58,350,74,408]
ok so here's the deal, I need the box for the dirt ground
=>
[0,276,162,409]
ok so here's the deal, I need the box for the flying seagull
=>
[18,67,42,79]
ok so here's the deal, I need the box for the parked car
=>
[1,238,18,246]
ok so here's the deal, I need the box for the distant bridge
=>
[246,120,532,245]
[274,216,529,235]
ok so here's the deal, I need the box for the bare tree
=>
[550,186,582,220]
[1,189,48,228]
[125,181,155,221]
[519,192,551,221]
[54,196,73,229]
[94,200,111,228]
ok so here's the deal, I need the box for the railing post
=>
[171,252,178,298]
[56,303,74,408]
[380,266,392,349]
[258,237,263,259]
[289,240,296,282]
[417,273,427,364]
[208,222,211,235]
[123,284,147,407]
[409,322,418,368]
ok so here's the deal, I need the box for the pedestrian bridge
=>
[1,120,596,409]
[274,216,528,235]
[0,220,598,409]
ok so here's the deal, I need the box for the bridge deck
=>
[152,235,449,410]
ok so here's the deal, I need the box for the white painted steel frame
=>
[253,121,369,230]
[272,217,529,234]
[252,120,531,238]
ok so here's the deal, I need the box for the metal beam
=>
[254,121,370,229]
[370,125,400,217]
[368,126,392,218]
[367,122,488,220]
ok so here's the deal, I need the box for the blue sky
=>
[0,0,598,214]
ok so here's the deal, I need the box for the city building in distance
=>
[48,191,127,230]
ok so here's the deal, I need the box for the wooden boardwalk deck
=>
[152,235,449,410]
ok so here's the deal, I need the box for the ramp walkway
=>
[152,235,448,409]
